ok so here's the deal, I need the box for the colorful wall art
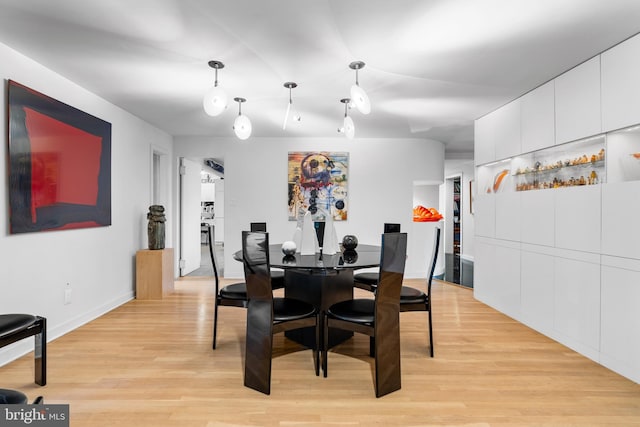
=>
[8,80,112,233]
[287,151,348,221]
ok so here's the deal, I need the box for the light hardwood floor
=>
[2,278,640,426]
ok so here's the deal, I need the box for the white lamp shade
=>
[350,84,371,115]
[234,114,252,140]
[343,116,355,139]
[203,86,227,116]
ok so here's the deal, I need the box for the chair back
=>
[375,232,408,325]
[383,223,401,233]
[250,222,267,232]
[207,225,220,294]
[426,227,441,297]
[242,231,273,303]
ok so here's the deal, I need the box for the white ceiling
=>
[1,0,640,156]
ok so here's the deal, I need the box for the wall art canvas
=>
[8,80,112,234]
[287,151,348,221]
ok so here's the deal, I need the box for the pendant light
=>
[233,97,252,140]
[203,60,227,117]
[349,61,371,115]
[282,82,301,130]
[341,98,355,139]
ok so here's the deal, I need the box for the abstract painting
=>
[288,151,348,221]
[8,80,112,233]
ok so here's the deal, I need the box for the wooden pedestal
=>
[136,248,174,299]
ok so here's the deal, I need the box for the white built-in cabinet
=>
[554,56,602,144]
[601,34,640,132]
[521,81,555,153]
[474,32,640,384]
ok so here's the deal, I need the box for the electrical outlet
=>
[64,286,72,305]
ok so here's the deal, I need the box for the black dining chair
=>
[250,222,285,290]
[242,231,320,395]
[211,225,250,350]
[353,223,401,291]
[323,232,407,398]
[399,227,440,357]
[0,314,47,385]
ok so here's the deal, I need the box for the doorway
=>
[444,176,462,284]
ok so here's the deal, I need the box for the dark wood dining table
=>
[236,244,381,349]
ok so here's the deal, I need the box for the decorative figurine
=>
[342,235,358,250]
[147,205,166,250]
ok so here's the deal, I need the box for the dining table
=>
[235,243,382,350]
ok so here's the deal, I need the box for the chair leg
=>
[374,315,401,398]
[428,308,434,358]
[244,302,273,395]
[212,300,219,349]
[369,336,375,357]
[34,317,46,386]
[322,314,328,377]
[314,315,320,376]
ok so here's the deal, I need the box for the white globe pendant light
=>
[233,97,252,140]
[349,61,371,115]
[203,60,227,117]
[341,98,355,139]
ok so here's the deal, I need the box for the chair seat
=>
[219,282,248,300]
[327,299,375,324]
[353,272,378,286]
[0,314,38,339]
[0,389,28,405]
[273,298,316,322]
[399,286,428,305]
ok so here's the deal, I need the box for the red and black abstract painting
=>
[8,80,111,234]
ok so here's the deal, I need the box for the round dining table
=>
[236,244,382,349]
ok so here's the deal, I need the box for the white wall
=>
[0,42,173,365]
[174,136,444,279]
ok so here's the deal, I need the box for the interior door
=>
[179,157,202,276]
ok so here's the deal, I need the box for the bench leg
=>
[34,317,46,386]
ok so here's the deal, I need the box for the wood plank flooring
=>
[2,278,639,426]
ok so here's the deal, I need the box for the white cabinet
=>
[474,194,495,238]
[555,56,602,144]
[493,99,522,161]
[494,192,521,242]
[554,186,601,253]
[473,237,496,304]
[474,113,495,165]
[520,189,555,247]
[602,33,640,132]
[521,81,555,153]
[602,181,640,260]
[520,246,555,335]
[554,252,601,359]
[600,257,640,384]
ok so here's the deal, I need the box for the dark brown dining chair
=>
[242,231,320,395]
[323,232,407,398]
[399,227,440,357]
[0,314,46,385]
[211,225,250,349]
[250,222,285,289]
[353,223,401,291]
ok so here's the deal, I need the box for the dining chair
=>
[211,225,250,349]
[0,314,47,385]
[399,227,440,357]
[249,222,285,289]
[323,232,407,398]
[242,231,320,395]
[353,223,401,291]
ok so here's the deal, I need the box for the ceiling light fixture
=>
[341,98,355,139]
[233,97,252,140]
[349,61,371,115]
[203,60,227,117]
[282,82,301,130]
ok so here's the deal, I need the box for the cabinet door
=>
[475,114,495,165]
[495,192,521,242]
[554,186,601,253]
[555,56,602,144]
[521,81,555,153]
[602,181,640,260]
[602,33,640,132]
[474,194,495,238]
[520,189,555,247]
[493,99,522,161]
[521,248,555,335]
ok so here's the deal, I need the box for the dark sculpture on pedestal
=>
[147,205,166,250]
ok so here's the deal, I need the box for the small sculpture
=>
[342,235,358,250]
[282,241,297,256]
[147,205,166,250]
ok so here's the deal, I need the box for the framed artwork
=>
[8,80,112,234]
[287,151,348,221]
